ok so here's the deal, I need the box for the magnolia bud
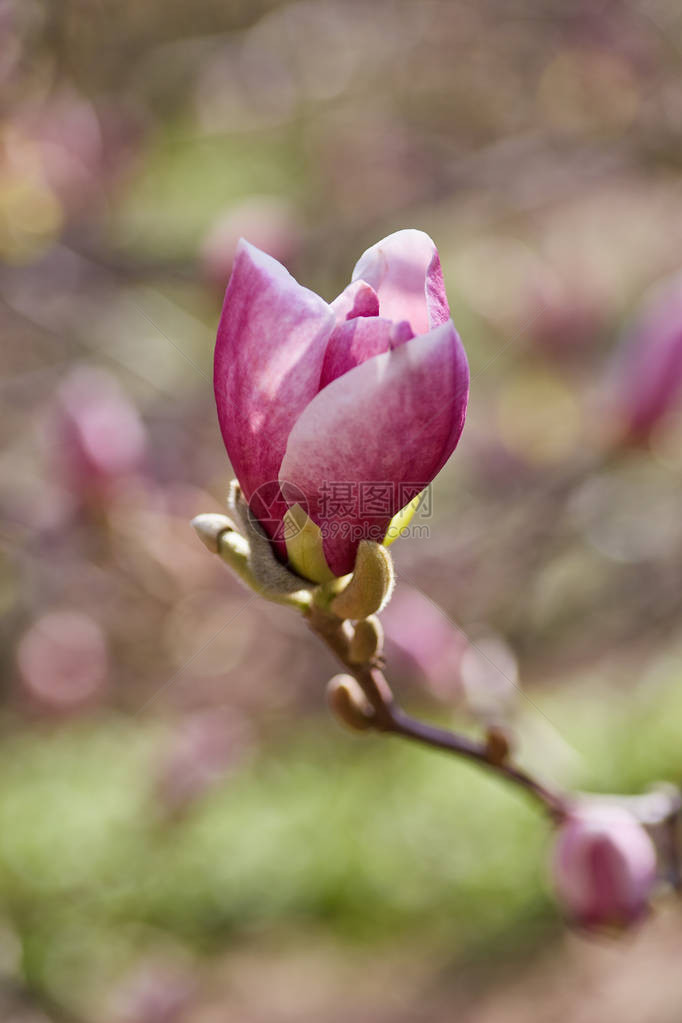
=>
[326,674,375,731]
[551,805,657,930]
[611,272,682,444]
[330,541,394,620]
[191,513,237,553]
[192,493,312,610]
[348,616,384,665]
[485,724,513,765]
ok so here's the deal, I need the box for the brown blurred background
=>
[1,0,682,1020]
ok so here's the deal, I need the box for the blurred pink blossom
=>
[611,272,682,444]
[524,279,605,361]
[51,366,148,503]
[8,87,144,217]
[380,586,466,700]
[9,89,103,213]
[200,196,302,291]
[551,804,657,930]
[16,610,108,712]
[156,708,251,815]
[112,963,194,1023]
[459,631,519,723]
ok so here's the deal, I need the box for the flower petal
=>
[320,316,414,389]
[214,240,335,541]
[352,229,449,336]
[330,280,380,323]
[614,273,682,442]
[279,320,469,575]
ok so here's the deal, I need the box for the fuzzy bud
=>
[191,513,237,554]
[326,674,375,731]
[192,487,313,610]
[330,541,394,620]
[485,724,513,765]
[348,616,384,665]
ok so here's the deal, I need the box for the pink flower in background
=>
[612,272,682,443]
[214,230,469,577]
[16,610,108,712]
[10,89,103,213]
[52,366,148,500]
[201,196,302,291]
[112,963,194,1023]
[156,708,251,815]
[8,87,144,216]
[551,804,657,930]
[524,279,605,361]
[380,586,466,699]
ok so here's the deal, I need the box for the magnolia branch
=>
[193,511,681,839]
[306,603,682,845]
[317,611,682,884]
[306,603,568,819]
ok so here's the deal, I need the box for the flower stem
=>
[306,604,567,820]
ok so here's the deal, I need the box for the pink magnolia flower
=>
[380,585,466,699]
[551,804,657,930]
[612,272,682,443]
[52,366,148,500]
[9,87,143,213]
[214,230,469,577]
[201,196,302,292]
[112,963,194,1023]
[16,610,108,712]
[156,708,251,815]
[10,88,103,213]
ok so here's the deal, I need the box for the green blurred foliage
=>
[0,650,680,1015]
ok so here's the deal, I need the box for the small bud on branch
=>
[327,674,375,731]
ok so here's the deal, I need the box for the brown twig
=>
[307,603,567,820]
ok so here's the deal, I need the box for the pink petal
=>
[552,806,657,927]
[320,316,414,389]
[352,229,449,336]
[214,240,335,543]
[279,320,469,575]
[615,275,682,441]
[330,280,380,323]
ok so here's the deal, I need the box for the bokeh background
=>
[2,0,682,1019]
